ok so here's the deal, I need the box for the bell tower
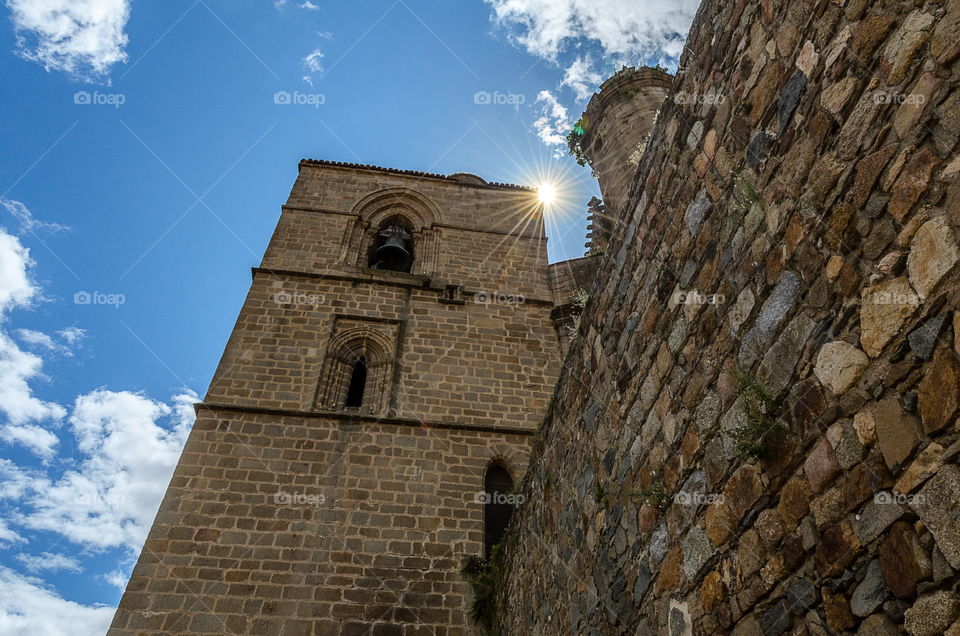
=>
[108,159,570,635]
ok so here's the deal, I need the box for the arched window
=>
[483,463,514,558]
[345,356,367,407]
[368,216,414,273]
[316,333,392,414]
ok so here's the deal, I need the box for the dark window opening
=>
[345,357,367,407]
[484,464,514,558]
[369,220,414,273]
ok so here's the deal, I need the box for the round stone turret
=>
[578,67,672,239]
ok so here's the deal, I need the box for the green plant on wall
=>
[564,287,590,335]
[594,482,609,507]
[729,369,784,459]
[566,116,589,166]
[462,549,501,635]
[732,171,763,214]
[627,479,669,510]
[594,478,669,510]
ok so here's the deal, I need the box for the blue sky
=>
[0,0,697,632]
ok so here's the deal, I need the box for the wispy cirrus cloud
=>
[15,552,82,574]
[5,0,132,81]
[0,198,68,235]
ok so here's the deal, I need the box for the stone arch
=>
[317,329,394,414]
[350,187,440,230]
[341,188,441,275]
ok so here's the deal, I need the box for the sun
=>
[537,183,557,205]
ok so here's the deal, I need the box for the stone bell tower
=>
[107,159,580,635]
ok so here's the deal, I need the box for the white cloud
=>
[303,47,324,74]
[533,90,571,151]
[0,217,199,627]
[300,1,320,10]
[0,230,38,315]
[0,228,68,454]
[56,327,85,347]
[15,329,56,350]
[0,199,68,235]
[0,459,34,500]
[101,569,128,589]
[487,0,698,150]
[302,46,325,86]
[485,0,697,62]
[0,520,23,546]
[0,422,58,458]
[16,327,85,357]
[21,389,197,551]
[0,567,114,636]
[15,552,82,574]
[560,56,603,101]
[5,0,132,80]
[0,330,66,428]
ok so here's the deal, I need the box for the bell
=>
[372,225,413,272]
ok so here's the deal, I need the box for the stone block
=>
[913,465,960,568]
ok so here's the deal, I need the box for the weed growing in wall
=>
[729,369,784,459]
[566,116,589,166]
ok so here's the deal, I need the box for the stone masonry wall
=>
[108,409,531,635]
[500,0,960,634]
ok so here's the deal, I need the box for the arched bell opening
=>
[368,215,414,273]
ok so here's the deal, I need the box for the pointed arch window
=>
[483,463,515,558]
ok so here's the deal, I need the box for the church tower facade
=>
[108,160,569,635]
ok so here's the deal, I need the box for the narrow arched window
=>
[484,464,514,558]
[345,356,367,407]
[316,329,394,415]
[369,217,414,273]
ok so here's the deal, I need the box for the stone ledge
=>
[194,401,538,436]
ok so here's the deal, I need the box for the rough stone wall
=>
[500,0,960,634]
